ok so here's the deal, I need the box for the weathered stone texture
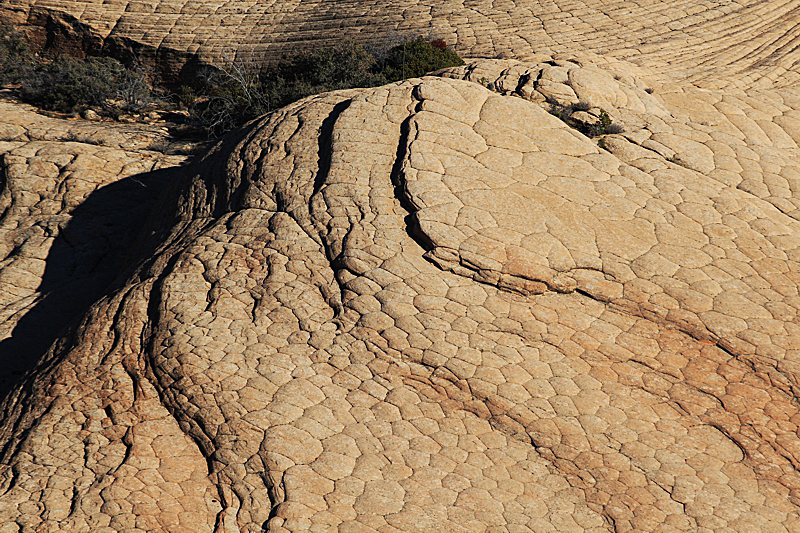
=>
[0,99,187,393]
[3,47,800,532]
[5,0,800,88]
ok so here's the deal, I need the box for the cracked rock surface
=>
[0,99,188,394]
[5,0,800,89]
[3,53,800,532]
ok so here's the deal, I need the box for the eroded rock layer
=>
[2,53,800,532]
[4,0,800,88]
[0,100,187,393]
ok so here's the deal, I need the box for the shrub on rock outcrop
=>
[264,36,464,100]
[269,40,385,97]
[379,36,465,81]
[189,37,464,137]
[19,56,150,113]
[548,102,624,138]
[20,57,118,111]
[191,41,386,136]
[0,28,34,85]
[188,59,270,137]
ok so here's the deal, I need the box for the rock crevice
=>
[2,54,800,532]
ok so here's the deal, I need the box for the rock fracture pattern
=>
[3,5,800,533]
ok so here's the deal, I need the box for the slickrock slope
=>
[0,100,188,395]
[4,0,800,88]
[3,50,800,533]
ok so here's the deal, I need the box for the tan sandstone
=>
[2,0,800,89]
[3,3,800,533]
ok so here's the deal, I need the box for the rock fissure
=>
[3,24,800,530]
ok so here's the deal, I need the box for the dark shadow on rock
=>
[0,164,185,401]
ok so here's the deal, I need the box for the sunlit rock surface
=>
[3,7,800,532]
[4,0,800,88]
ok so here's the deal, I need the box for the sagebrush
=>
[189,37,465,137]
[19,56,150,113]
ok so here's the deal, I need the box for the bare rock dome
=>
[2,50,800,531]
[3,0,800,529]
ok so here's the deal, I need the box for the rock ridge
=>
[5,0,800,88]
[2,55,800,532]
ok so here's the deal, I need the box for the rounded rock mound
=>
[2,57,800,532]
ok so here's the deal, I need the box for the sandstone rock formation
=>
[3,42,800,533]
[0,98,189,395]
[4,0,800,88]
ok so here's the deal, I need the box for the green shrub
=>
[379,36,464,81]
[191,41,384,136]
[190,37,464,137]
[0,28,34,85]
[271,40,384,93]
[596,109,612,131]
[588,109,625,136]
[19,56,149,113]
[258,40,388,112]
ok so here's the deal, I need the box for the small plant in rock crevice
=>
[596,109,612,132]
[572,99,592,112]
[548,101,624,138]
[548,102,572,122]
